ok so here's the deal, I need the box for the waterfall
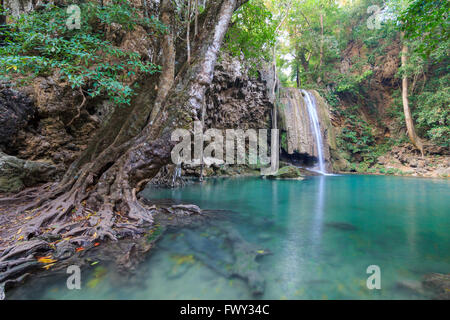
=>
[172,164,182,187]
[301,90,326,174]
[279,88,332,174]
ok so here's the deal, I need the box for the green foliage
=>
[335,69,373,97]
[391,35,449,147]
[225,0,277,62]
[337,109,375,153]
[0,1,163,105]
[400,0,450,57]
[280,131,288,151]
[414,73,450,147]
[336,106,382,166]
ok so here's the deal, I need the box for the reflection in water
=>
[311,176,325,253]
[8,175,450,300]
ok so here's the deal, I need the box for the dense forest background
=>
[0,0,448,176]
[225,0,449,172]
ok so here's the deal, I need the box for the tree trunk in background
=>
[148,0,175,124]
[318,13,324,70]
[401,39,424,156]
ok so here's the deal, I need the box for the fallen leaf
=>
[75,247,85,253]
[42,263,56,270]
[37,256,57,264]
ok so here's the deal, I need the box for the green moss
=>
[265,165,304,180]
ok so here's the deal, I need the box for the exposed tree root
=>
[0,0,247,300]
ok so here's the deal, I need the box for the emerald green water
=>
[8,175,450,299]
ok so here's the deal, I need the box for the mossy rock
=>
[0,152,57,192]
[264,165,304,180]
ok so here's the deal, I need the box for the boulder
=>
[0,152,58,192]
[264,165,304,180]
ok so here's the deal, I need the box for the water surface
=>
[9,175,450,299]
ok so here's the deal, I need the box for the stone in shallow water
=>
[264,165,304,180]
[161,221,268,296]
[394,280,425,297]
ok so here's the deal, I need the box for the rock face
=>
[422,273,450,300]
[0,75,105,171]
[204,55,272,130]
[278,88,338,171]
[0,87,35,150]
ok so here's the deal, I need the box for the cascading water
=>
[172,164,182,187]
[301,90,326,174]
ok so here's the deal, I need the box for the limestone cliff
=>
[278,88,339,172]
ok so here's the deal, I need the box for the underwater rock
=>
[165,222,269,296]
[422,273,450,300]
[394,280,425,297]
[324,222,358,231]
[264,165,304,180]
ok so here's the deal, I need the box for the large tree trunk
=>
[401,38,424,156]
[1,0,247,244]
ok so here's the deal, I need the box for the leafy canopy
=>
[0,1,164,105]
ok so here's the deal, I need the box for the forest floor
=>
[371,144,449,178]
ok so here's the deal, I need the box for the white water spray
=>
[301,90,326,174]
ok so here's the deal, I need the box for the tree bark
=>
[186,0,192,64]
[148,0,175,125]
[1,0,246,244]
[317,13,324,70]
[401,38,424,156]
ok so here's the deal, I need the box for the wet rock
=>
[168,204,202,216]
[264,165,304,180]
[0,88,35,150]
[395,280,425,296]
[204,54,272,131]
[163,221,269,296]
[422,273,450,300]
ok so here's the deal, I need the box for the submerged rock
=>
[160,220,269,296]
[394,280,425,297]
[264,165,304,180]
[422,273,450,300]
[166,204,202,216]
[324,222,358,231]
